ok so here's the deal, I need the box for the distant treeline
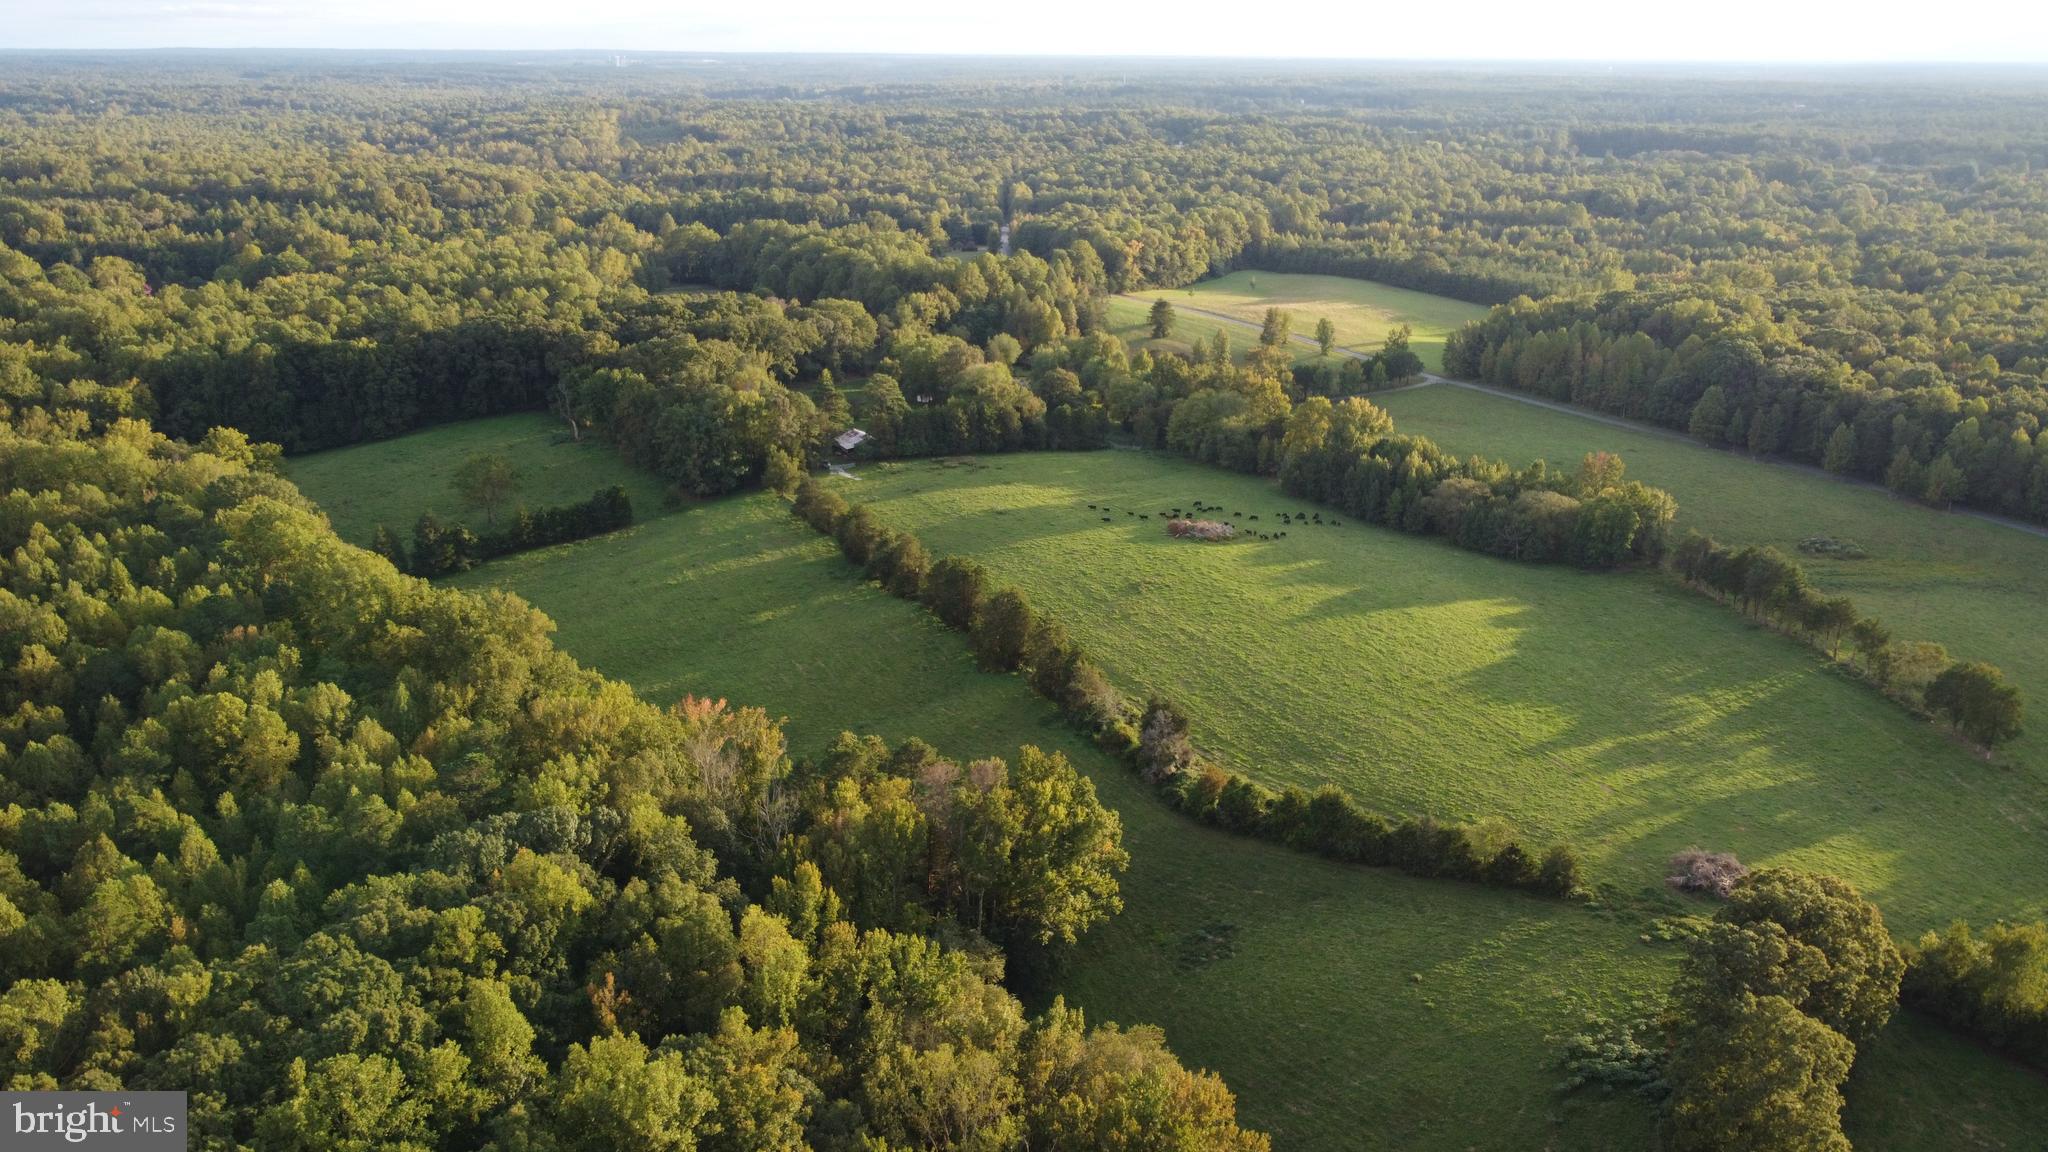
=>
[788,475,1585,899]
[1443,294,2048,528]
[1276,405,1676,568]
[1671,533,2022,750]
[375,485,634,577]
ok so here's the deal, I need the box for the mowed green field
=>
[1127,271,1490,371]
[1378,383,2048,807]
[285,413,669,546]
[849,452,2048,934]
[286,419,2048,1151]
[1104,294,1319,367]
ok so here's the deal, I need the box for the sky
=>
[2,0,2046,62]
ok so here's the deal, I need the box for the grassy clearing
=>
[1378,383,2048,812]
[1127,271,1489,371]
[1103,295,1318,367]
[290,419,2048,1150]
[284,413,668,546]
[848,451,2048,934]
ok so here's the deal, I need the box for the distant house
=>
[834,428,869,452]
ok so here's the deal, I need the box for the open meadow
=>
[1378,383,2048,802]
[848,451,2048,934]
[287,417,2048,1151]
[1103,294,1320,366]
[1126,271,1490,371]
[284,412,669,546]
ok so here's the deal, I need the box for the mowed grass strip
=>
[285,412,669,546]
[848,451,2048,933]
[1378,383,2048,803]
[291,417,2048,1152]
[1127,271,1490,372]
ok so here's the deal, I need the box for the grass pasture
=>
[285,413,668,546]
[1103,294,1318,367]
[1127,271,1489,371]
[287,418,2048,1151]
[847,451,2048,934]
[1378,383,2048,806]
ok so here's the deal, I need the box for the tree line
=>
[1671,533,2022,750]
[1444,297,2048,527]
[787,475,1585,899]
[1111,328,1678,569]
[374,484,637,578]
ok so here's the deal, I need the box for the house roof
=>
[834,428,869,451]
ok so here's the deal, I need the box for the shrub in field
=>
[1925,661,2024,752]
[792,477,849,534]
[1538,844,1584,898]
[836,504,886,567]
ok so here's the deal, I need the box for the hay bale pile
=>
[1167,518,1235,541]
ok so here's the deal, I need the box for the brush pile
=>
[1167,518,1235,541]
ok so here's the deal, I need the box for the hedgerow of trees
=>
[1671,532,2022,749]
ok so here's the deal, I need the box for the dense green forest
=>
[6,52,2048,1150]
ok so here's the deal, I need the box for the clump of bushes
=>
[1665,849,1747,898]
[380,485,634,577]
[788,477,1587,901]
[1558,1010,1669,1101]
[1797,535,1868,559]
[1902,919,2048,1070]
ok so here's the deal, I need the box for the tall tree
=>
[453,451,521,527]
[1664,993,1854,1152]
[1926,662,2024,752]
[1148,298,1175,340]
[1259,307,1292,348]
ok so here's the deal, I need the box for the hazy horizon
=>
[4,1,2045,64]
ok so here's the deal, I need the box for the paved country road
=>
[1116,293,2048,543]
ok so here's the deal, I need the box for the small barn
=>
[834,428,869,453]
